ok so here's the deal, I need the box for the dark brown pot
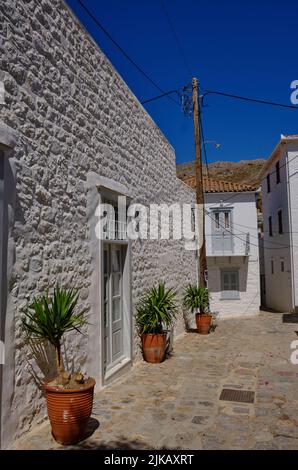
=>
[44,378,95,445]
[142,332,167,363]
[196,313,212,334]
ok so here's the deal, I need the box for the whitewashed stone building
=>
[181,175,260,318]
[0,0,197,448]
[260,135,298,313]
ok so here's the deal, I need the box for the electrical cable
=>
[141,90,180,105]
[199,110,210,178]
[159,0,192,77]
[205,210,298,250]
[77,0,180,106]
[202,89,298,110]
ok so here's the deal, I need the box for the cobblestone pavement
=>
[12,312,298,450]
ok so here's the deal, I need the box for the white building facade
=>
[260,135,298,313]
[182,175,260,318]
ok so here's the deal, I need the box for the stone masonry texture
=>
[0,0,196,447]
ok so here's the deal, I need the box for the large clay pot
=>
[196,313,212,334]
[44,378,95,445]
[142,332,167,363]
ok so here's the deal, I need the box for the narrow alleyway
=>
[12,312,298,450]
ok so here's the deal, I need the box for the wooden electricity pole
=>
[192,77,207,287]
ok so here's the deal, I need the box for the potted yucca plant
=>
[183,284,212,334]
[135,282,178,363]
[22,286,95,445]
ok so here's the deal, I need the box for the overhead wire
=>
[205,210,298,250]
[199,105,210,178]
[77,0,180,106]
[159,0,192,77]
[201,89,298,110]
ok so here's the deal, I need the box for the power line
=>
[199,107,210,178]
[159,0,192,77]
[142,85,298,110]
[220,218,298,235]
[141,89,180,105]
[205,210,298,250]
[202,89,298,110]
[76,0,180,106]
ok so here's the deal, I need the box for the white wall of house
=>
[261,137,298,312]
[205,192,260,318]
[287,142,298,312]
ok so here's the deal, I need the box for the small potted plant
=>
[23,286,95,445]
[183,284,212,334]
[135,282,178,363]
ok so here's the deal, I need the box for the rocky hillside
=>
[177,159,266,188]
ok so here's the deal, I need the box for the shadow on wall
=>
[207,259,249,293]
[182,308,196,331]
[25,339,57,390]
[24,337,77,390]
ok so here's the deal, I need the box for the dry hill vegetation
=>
[177,159,266,188]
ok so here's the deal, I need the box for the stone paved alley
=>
[12,312,298,450]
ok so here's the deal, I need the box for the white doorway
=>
[103,243,130,377]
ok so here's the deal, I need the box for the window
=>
[268,216,273,237]
[191,206,196,233]
[276,161,280,184]
[214,211,220,229]
[271,259,274,274]
[224,211,230,229]
[281,260,285,272]
[267,174,271,193]
[221,270,240,300]
[278,209,283,234]
[213,210,232,230]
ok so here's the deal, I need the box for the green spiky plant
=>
[183,284,210,315]
[135,282,178,335]
[22,286,88,374]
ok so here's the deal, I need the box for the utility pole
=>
[192,77,207,287]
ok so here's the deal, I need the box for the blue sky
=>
[65,0,298,165]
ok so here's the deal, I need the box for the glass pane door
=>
[103,244,124,372]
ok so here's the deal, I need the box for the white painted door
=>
[103,244,124,372]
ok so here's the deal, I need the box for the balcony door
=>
[212,209,233,254]
[103,244,124,372]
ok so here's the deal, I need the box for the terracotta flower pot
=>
[196,313,212,334]
[142,332,167,363]
[44,378,95,445]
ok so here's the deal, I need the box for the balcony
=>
[206,232,250,257]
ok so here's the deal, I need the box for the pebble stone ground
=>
[11,311,298,450]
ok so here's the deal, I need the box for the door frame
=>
[98,189,132,386]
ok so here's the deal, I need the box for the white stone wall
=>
[0,0,197,447]
[205,192,260,318]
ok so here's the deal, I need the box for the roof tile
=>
[180,175,256,193]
